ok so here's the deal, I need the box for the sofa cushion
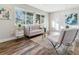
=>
[30,25,40,30]
[29,29,43,36]
[30,29,42,33]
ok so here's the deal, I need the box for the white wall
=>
[0,4,49,42]
[50,8,79,31]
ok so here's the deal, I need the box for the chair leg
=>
[51,42,59,54]
[47,39,59,54]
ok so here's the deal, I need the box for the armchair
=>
[47,29,78,54]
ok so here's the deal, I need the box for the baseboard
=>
[0,37,16,43]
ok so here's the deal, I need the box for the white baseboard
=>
[0,37,16,43]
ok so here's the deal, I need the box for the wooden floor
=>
[0,37,57,55]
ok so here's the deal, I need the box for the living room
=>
[0,4,79,55]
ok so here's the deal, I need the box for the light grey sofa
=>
[24,25,44,37]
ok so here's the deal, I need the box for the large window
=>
[15,7,45,25]
[35,14,45,24]
[26,12,33,24]
[35,14,40,24]
[40,15,45,24]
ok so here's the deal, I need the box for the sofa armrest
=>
[24,26,30,35]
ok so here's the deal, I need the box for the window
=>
[26,12,33,24]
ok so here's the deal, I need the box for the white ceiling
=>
[29,4,79,12]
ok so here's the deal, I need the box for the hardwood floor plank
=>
[0,38,57,55]
[13,44,39,55]
[22,45,43,55]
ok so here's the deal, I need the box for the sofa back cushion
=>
[30,25,40,30]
